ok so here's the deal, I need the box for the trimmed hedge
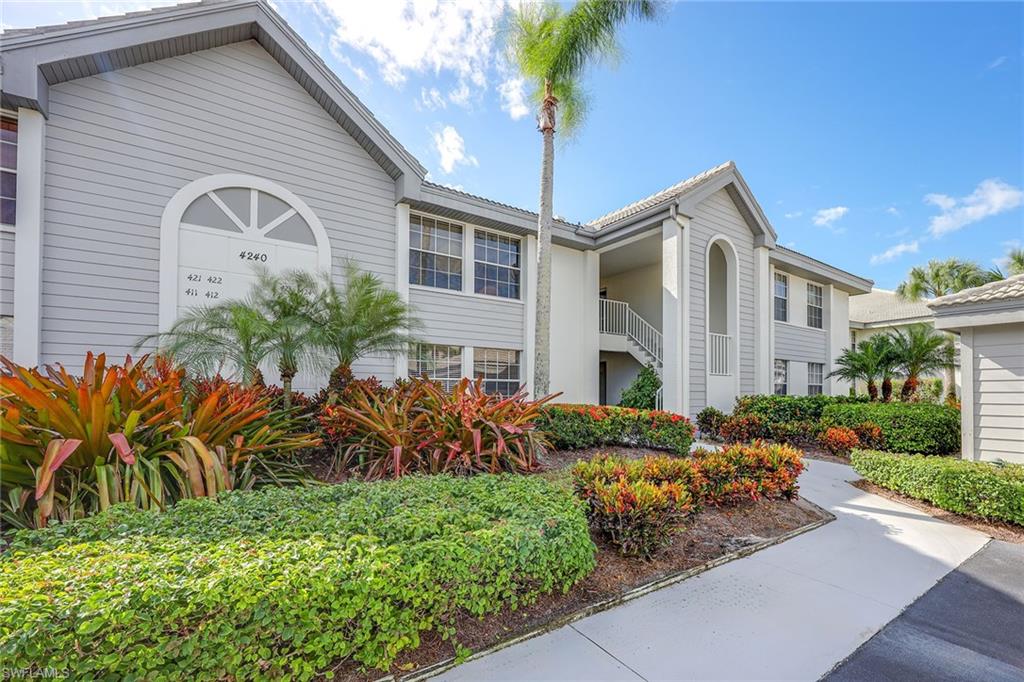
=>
[852,450,1024,526]
[822,402,960,455]
[536,404,695,455]
[732,394,868,424]
[0,476,596,678]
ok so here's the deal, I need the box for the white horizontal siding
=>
[0,231,13,317]
[409,287,525,351]
[689,189,757,413]
[40,40,398,381]
[774,321,827,363]
[972,323,1024,463]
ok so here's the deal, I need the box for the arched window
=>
[158,175,331,330]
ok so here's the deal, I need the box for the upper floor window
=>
[1,116,17,226]
[474,347,521,397]
[807,283,823,329]
[410,214,463,291]
[474,230,521,299]
[773,273,788,321]
[808,362,824,395]
[409,343,462,392]
[773,359,788,395]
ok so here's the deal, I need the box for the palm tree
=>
[1007,248,1024,276]
[896,258,1000,399]
[888,324,952,401]
[139,300,273,386]
[828,336,895,401]
[310,263,418,394]
[508,0,661,395]
[866,335,899,402]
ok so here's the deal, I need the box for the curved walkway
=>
[435,459,989,681]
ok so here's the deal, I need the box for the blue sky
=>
[4,1,1022,288]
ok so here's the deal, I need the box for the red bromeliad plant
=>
[322,377,556,480]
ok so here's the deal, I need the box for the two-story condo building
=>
[0,0,872,418]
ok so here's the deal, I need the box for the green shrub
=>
[0,476,595,677]
[852,450,1024,525]
[719,414,768,443]
[618,365,661,410]
[536,405,695,455]
[822,402,960,455]
[732,394,868,424]
[695,406,727,441]
[770,420,823,447]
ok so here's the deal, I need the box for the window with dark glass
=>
[474,347,521,396]
[773,359,788,395]
[409,214,463,291]
[1,116,17,226]
[474,230,521,299]
[774,272,788,321]
[807,283,824,329]
[808,362,824,395]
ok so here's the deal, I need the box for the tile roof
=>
[422,181,586,230]
[586,161,735,229]
[849,289,933,324]
[928,274,1024,309]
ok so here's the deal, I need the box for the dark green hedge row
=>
[535,404,695,455]
[852,450,1024,525]
[1,476,596,678]
[732,394,869,423]
[823,402,960,455]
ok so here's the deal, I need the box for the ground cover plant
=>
[822,402,960,455]
[537,404,695,454]
[0,353,319,529]
[852,450,1024,526]
[0,475,596,678]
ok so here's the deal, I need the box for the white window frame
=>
[474,347,522,397]
[807,283,824,329]
[1,112,17,229]
[808,362,824,395]
[473,227,522,300]
[774,272,788,322]
[409,343,463,392]
[409,213,464,292]
[773,359,788,395]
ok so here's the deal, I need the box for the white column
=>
[12,108,45,368]
[828,285,850,395]
[959,328,976,460]
[523,234,538,396]
[393,202,411,380]
[661,216,687,414]
[581,249,601,403]
[462,345,474,382]
[753,246,771,394]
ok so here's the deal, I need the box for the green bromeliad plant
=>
[0,352,320,529]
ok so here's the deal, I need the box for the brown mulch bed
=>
[794,446,851,465]
[851,479,1024,545]
[330,447,829,681]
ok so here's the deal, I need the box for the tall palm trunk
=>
[280,368,295,409]
[533,81,556,396]
[942,331,957,400]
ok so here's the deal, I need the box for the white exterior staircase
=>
[599,299,664,406]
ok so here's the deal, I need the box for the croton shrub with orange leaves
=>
[535,404,696,455]
[0,353,320,529]
[318,377,555,480]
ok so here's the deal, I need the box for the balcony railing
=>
[599,298,662,364]
[709,332,731,376]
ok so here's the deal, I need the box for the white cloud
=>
[448,81,472,107]
[986,55,1007,70]
[885,206,900,216]
[812,206,849,233]
[420,87,446,110]
[925,178,1024,237]
[433,125,478,173]
[319,0,506,88]
[870,240,919,266]
[783,210,803,219]
[498,77,530,120]
[993,238,1023,269]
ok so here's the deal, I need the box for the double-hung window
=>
[474,230,521,299]
[409,214,463,291]
[474,347,521,397]
[773,273,788,322]
[408,343,462,392]
[1,115,16,227]
[773,359,788,395]
[808,362,824,395]
[807,283,824,329]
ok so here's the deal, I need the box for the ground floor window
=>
[0,316,12,358]
[773,359,788,395]
[808,362,824,395]
[474,347,521,397]
[408,343,462,392]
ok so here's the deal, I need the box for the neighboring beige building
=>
[849,288,959,396]
[929,275,1024,464]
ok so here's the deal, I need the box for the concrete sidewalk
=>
[435,459,989,681]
